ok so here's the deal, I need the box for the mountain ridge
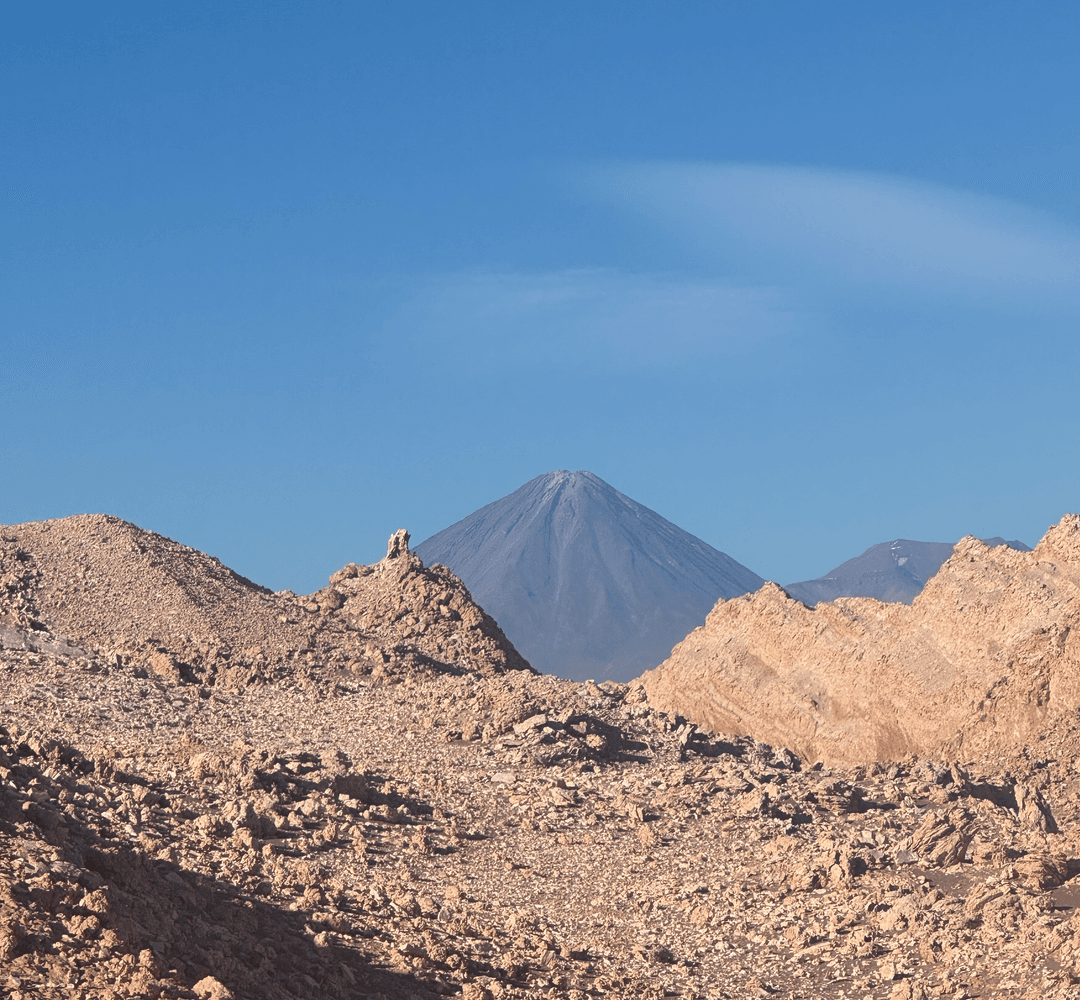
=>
[785,535,1032,606]
[639,515,1080,765]
[0,512,530,687]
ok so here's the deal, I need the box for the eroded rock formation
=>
[640,515,1080,766]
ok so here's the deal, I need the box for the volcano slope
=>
[416,470,764,683]
[641,515,1080,767]
[5,516,1080,998]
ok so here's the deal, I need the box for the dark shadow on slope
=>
[0,729,452,1000]
[501,713,652,767]
[965,779,1018,811]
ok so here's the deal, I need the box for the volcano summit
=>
[415,470,763,681]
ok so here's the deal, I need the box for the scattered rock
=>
[3,511,1080,1000]
[908,810,972,868]
[193,976,235,1000]
[1014,850,1066,890]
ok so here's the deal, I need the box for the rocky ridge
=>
[785,538,1032,608]
[641,516,1080,767]
[0,515,529,689]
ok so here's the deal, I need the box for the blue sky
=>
[3,2,1079,591]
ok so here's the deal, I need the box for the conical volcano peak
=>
[530,469,612,487]
[525,470,656,521]
[416,472,763,681]
[529,469,603,492]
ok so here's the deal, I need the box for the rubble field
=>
[4,516,1080,998]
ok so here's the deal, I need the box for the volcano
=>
[415,470,763,681]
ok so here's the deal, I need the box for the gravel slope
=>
[4,517,1080,997]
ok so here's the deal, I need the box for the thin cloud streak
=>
[380,268,812,373]
[585,162,1080,312]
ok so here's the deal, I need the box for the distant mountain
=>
[415,470,764,682]
[785,536,1032,607]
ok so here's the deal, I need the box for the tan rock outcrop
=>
[639,515,1080,765]
[0,513,531,686]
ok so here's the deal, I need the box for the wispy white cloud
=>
[371,164,1077,378]
[582,162,1080,311]
[380,268,811,373]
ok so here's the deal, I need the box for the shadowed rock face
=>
[785,537,1032,607]
[416,471,764,682]
[639,517,1080,766]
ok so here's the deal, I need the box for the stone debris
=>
[907,809,972,868]
[1013,850,1066,891]
[3,515,1080,998]
[192,976,234,1000]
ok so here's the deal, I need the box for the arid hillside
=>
[6,514,1080,999]
[640,515,1080,766]
[1,515,529,688]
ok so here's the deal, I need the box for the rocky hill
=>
[640,517,1080,767]
[416,471,763,682]
[785,537,1032,607]
[0,514,530,688]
